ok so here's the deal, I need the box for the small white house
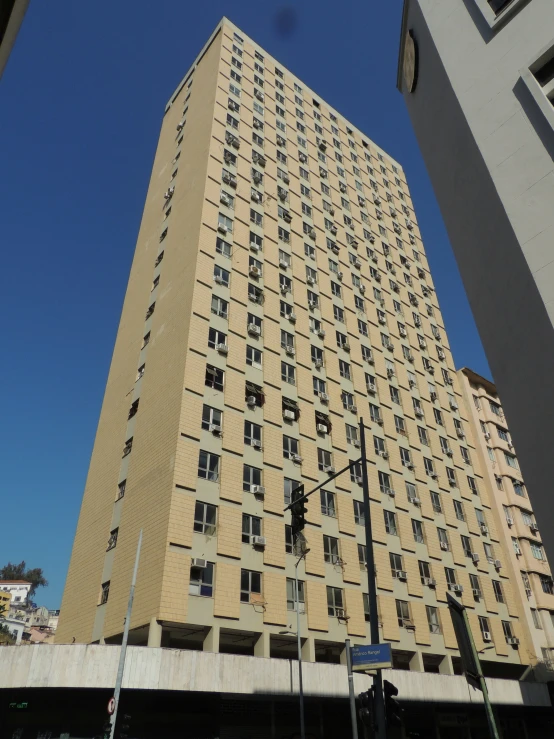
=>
[0,580,32,606]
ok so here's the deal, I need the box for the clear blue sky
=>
[0,1,490,609]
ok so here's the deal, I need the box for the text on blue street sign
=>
[351,643,392,671]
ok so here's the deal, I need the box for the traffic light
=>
[119,713,132,739]
[384,679,403,727]
[358,688,374,728]
[290,489,307,538]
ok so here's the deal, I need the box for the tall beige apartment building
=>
[57,18,528,677]
[458,368,554,667]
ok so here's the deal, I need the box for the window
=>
[446,468,457,487]
[106,528,118,551]
[445,568,457,588]
[419,560,432,583]
[281,361,296,385]
[437,528,449,550]
[390,387,401,405]
[201,405,222,431]
[531,543,545,560]
[467,476,479,495]
[513,480,525,497]
[412,519,424,544]
[285,525,293,554]
[216,237,232,257]
[512,537,522,556]
[424,458,435,477]
[363,593,370,622]
[453,500,465,522]
[208,327,227,350]
[426,606,441,634]
[433,408,444,426]
[384,510,398,536]
[313,376,326,395]
[246,345,262,369]
[400,448,412,468]
[354,500,365,525]
[334,306,345,323]
[346,424,359,445]
[418,427,429,446]
[284,477,300,506]
[198,450,219,481]
[395,416,406,435]
[396,600,411,628]
[460,447,470,465]
[321,490,336,517]
[478,616,490,641]
[331,282,342,298]
[540,576,554,595]
[339,359,351,379]
[287,578,305,611]
[324,535,340,564]
[242,514,262,543]
[214,264,230,287]
[369,404,381,424]
[390,552,403,577]
[189,561,214,597]
[531,608,543,629]
[194,501,217,535]
[327,586,344,617]
[240,569,262,603]
[504,453,518,469]
[305,243,315,260]
[100,581,110,605]
[461,535,473,558]
[244,421,262,447]
[283,435,299,460]
[430,491,442,513]
[493,580,505,603]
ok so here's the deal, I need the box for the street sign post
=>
[351,643,392,672]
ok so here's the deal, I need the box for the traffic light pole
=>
[359,420,386,739]
[345,640,359,739]
[295,550,307,739]
[109,529,142,739]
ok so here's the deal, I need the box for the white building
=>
[0,580,31,606]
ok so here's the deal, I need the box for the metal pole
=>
[109,529,143,739]
[345,640,360,739]
[359,420,387,739]
[295,552,306,739]
[462,608,500,739]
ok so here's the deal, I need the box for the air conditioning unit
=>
[530,523,539,533]
[324,465,335,474]
[209,424,222,435]
[340,184,347,193]
[283,409,296,421]
[380,451,389,460]
[246,396,257,407]
[319,140,327,151]
[307,276,316,285]
[283,213,292,224]
[472,588,482,599]
[409,380,416,388]
[218,224,228,234]
[472,553,480,563]
[253,173,262,184]
[379,317,386,326]
[317,423,327,434]
[376,418,384,426]
[249,266,260,277]
[250,242,260,252]
[343,342,351,352]
[354,260,362,268]
[507,637,520,646]
[396,571,408,581]
[251,192,261,203]
[423,577,436,588]
[410,496,420,505]
[280,287,290,296]
[480,524,488,535]
[191,558,208,569]
[248,323,261,336]
[484,432,491,440]
[299,152,307,162]
[353,440,361,448]
[452,584,464,594]
[330,225,338,235]
[251,440,262,449]
[309,229,317,239]
[319,392,329,402]
[314,360,324,370]
[308,300,317,310]
[367,355,375,365]
[351,239,359,248]
[292,454,303,463]
[353,475,363,484]
[446,449,453,457]
[252,535,266,547]
[283,175,290,184]
[359,285,366,294]
[525,588,532,598]
[214,275,224,285]
[251,485,265,496]
[331,245,340,254]
[430,472,438,479]
[216,343,229,354]
[371,255,378,264]
[415,409,423,417]
[347,404,358,414]
[253,119,262,129]
[407,464,415,472]
[494,559,502,569]
[482,632,492,642]
[287,313,296,324]
[367,383,376,393]
[222,173,232,184]
[440,542,449,551]
[506,517,513,527]
[278,259,289,270]
[220,194,230,206]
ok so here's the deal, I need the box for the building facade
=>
[397,0,554,568]
[58,18,527,677]
[0,581,31,608]
[458,368,554,666]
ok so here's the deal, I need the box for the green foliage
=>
[0,623,15,645]
[0,561,48,598]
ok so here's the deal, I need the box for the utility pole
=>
[359,420,387,739]
[295,548,308,739]
[108,530,142,739]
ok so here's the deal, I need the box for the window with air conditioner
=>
[194,502,217,536]
[201,405,222,432]
[324,535,340,564]
[198,450,220,481]
[327,586,345,617]
[246,345,262,369]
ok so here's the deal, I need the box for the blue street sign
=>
[351,643,392,671]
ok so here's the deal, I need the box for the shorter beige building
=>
[458,368,554,666]
[0,590,10,616]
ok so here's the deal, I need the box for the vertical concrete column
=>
[254,630,271,658]
[439,653,454,674]
[301,635,315,662]
[409,650,424,672]
[204,624,220,653]
[147,617,162,648]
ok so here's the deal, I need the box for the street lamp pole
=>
[295,548,307,739]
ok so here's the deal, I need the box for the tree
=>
[0,623,15,645]
[0,561,48,598]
